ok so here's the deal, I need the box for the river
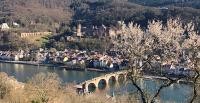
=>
[0,62,104,83]
[0,62,193,103]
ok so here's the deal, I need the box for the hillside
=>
[70,0,200,29]
[129,0,200,9]
[0,0,73,32]
[0,0,199,31]
[0,0,200,50]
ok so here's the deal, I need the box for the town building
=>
[19,32,52,38]
[76,24,83,37]
[0,23,10,31]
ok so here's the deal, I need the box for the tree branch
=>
[189,66,200,103]
[128,74,147,103]
[150,76,185,103]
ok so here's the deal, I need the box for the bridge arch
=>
[78,70,128,93]
[126,72,132,79]
[88,83,96,92]
[108,76,117,86]
[118,74,125,83]
[98,79,107,90]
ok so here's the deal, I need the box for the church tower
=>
[76,23,82,37]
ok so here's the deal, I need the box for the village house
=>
[12,22,20,28]
[0,23,10,31]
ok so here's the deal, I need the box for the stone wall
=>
[20,32,52,38]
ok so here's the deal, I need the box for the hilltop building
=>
[19,32,52,38]
[0,23,10,31]
[13,22,20,28]
[72,22,125,38]
[76,24,83,37]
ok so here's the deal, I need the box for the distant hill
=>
[0,0,199,32]
[70,0,200,29]
[0,0,200,50]
[128,0,200,9]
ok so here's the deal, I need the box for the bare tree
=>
[0,73,11,99]
[25,72,62,103]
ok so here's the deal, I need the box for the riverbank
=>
[0,60,45,66]
[59,65,106,72]
[0,60,108,72]
[0,72,111,103]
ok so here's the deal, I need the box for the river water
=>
[0,62,193,103]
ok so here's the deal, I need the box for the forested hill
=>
[0,0,200,32]
[70,0,200,30]
[0,0,73,32]
[0,0,200,50]
[129,0,200,9]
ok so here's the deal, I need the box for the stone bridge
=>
[76,69,193,94]
[77,70,132,93]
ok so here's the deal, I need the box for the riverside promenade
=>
[0,60,108,72]
[0,60,42,66]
